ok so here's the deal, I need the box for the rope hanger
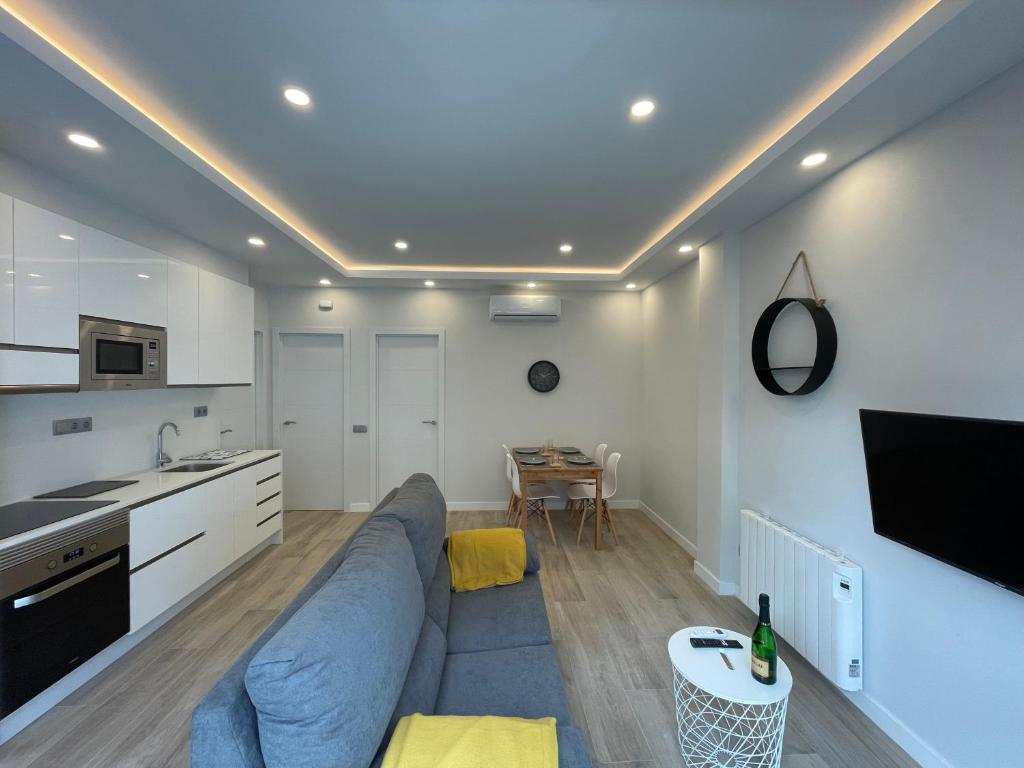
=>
[774,251,826,307]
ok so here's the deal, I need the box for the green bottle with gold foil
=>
[751,593,777,685]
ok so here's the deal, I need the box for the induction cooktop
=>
[0,499,119,540]
[34,480,139,500]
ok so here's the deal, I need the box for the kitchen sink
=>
[160,462,231,473]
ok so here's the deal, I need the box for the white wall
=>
[639,259,699,550]
[738,62,1024,768]
[261,287,644,509]
[0,151,255,505]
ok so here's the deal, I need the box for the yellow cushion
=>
[447,527,527,592]
[382,714,558,768]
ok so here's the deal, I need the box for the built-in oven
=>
[79,316,166,390]
[0,521,129,717]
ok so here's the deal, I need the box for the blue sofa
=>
[192,474,592,768]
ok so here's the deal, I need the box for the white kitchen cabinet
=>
[166,258,199,385]
[198,269,253,385]
[197,269,228,384]
[0,193,12,344]
[12,200,79,349]
[80,226,168,327]
[226,277,255,384]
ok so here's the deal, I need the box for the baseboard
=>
[638,500,697,557]
[694,559,738,596]
[348,502,371,513]
[0,536,276,745]
[843,690,954,768]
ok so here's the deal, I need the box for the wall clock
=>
[528,360,560,393]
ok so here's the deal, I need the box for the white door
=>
[275,332,345,510]
[376,334,442,502]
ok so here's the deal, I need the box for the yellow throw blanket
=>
[382,714,558,768]
[447,527,527,592]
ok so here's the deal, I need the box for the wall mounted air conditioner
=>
[489,295,561,321]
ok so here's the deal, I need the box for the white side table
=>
[668,627,793,768]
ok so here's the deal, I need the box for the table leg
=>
[594,471,604,550]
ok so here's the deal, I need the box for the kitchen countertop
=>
[0,450,281,554]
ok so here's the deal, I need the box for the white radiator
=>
[739,509,863,691]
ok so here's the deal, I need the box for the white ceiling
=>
[0,1,1022,289]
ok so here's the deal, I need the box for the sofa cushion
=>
[435,644,572,723]
[446,573,552,654]
[390,616,446,727]
[245,518,424,768]
[425,551,451,634]
[192,506,391,768]
[373,474,447,592]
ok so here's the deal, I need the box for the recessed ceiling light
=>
[394,240,409,251]
[527,282,537,289]
[800,152,828,168]
[58,233,75,241]
[678,243,694,254]
[626,283,637,290]
[559,243,573,254]
[67,132,101,150]
[283,86,312,108]
[137,273,150,279]
[630,99,656,120]
[424,280,435,287]
[319,278,332,286]
[247,236,266,247]
[27,273,41,278]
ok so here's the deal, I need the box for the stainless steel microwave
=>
[79,317,166,390]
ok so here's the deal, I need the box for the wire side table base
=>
[673,666,789,768]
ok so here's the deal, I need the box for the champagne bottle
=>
[751,593,777,685]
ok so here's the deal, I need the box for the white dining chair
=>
[567,451,621,545]
[569,443,608,501]
[510,461,559,544]
[502,445,516,524]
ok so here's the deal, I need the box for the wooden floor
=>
[0,508,917,768]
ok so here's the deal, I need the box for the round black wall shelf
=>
[751,297,837,396]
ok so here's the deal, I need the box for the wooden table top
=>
[512,449,603,477]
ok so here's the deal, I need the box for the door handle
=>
[283,420,297,426]
[14,554,121,609]
[422,420,438,425]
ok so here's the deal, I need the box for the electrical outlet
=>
[53,417,93,436]
[194,406,209,418]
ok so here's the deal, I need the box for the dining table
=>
[512,446,607,550]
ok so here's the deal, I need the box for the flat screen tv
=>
[860,409,1024,597]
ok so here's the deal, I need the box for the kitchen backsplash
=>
[0,386,255,505]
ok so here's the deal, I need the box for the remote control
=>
[689,638,743,649]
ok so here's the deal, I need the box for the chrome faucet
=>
[157,421,180,467]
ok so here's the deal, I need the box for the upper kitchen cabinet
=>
[80,226,168,328]
[12,200,80,349]
[166,258,198,385]
[0,193,12,344]
[197,269,253,385]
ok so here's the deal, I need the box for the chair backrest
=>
[594,443,608,468]
[509,460,523,497]
[502,444,513,482]
[602,452,621,499]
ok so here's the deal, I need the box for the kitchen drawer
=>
[129,529,207,632]
[254,494,283,539]
[254,455,282,484]
[255,473,282,502]
[129,492,202,570]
